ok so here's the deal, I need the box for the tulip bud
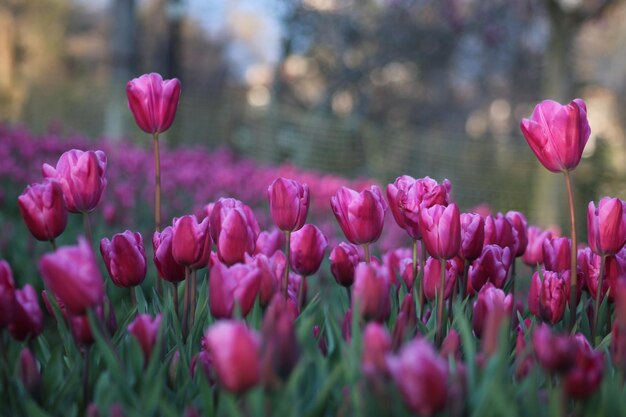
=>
[392,294,417,350]
[564,334,604,400]
[469,245,511,292]
[100,230,147,288]
[362,323,391,378]
[171,215,212,269]
[128,313,162,362]
[331,186,387,245]
[9,284,43,341]
[86,404,100,417]
[399,258,417,290]
[522,226,553,267]
[18,179,68,241]
[506,211,528,257]
[386,176,452,240]
[352,263,390,321]
[290,224,328,276]
[515,319,533,380]
[418,203,461,260]
[313,325,328,356]
[460,213,484,261]
[153,227,186,282]
[532,324,576,374]
[190,350,214,383]
[542,237,571,273]
[126,73,181,134]
[587,197,626,256]
[261,295,300,382]
[387,338,448,416]
[69,305,105,346]
[422,257,458,301]
[209,258,261,319]
[382,248,412,289]
[267,177,309,232]
[254,229,285,256]
[520,98,591,173]
[483,213,516,254]
[0,260,16,328]
[246,251,285,307]
[612,280,626,371]
[209,198,260,264]
[168,350,181,386]
[528,270,569,324]
[578,248,625,302]
[18,348,40,394]
[472,283,513,338]
[42,149,107,213]
[40,237,105,315]
[109,403,126,417]
[441,329,461,361]
[330,242,360,287]
[204,320,261,393]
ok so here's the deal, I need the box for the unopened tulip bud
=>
[483,213,516,253]
[522,226,553,266]
[469,245,511,292]
[126,73,181,134]
[100,230,147,288]
[209,198,260,264]
[254,229,284,256]
[543,237,571,273]
[209,258,261,319]
[506,211,528,257]
[532,324,576,374]
[418,203,461,260]
[42,149,107,213]
[18,179,67,241]
[246,251,285,307]
[19,348,40,394]
[352,263,390,321]
[204,321,261,393]
[290,224,328,276]
[153,227,186,282]
[9,284,43,341]
[587,197,626,256]
[0,260,16,328]
[422,257,458,301]
[267,177,309,232]
[460,213,484,261]
[441,329,461,361]
[564,334,604,400]
[331,186,387,245]
[362,323,391,378]
[313,325,328,356]
[528,270,569,324]
[261,295,300,382]
[515,319,533,380]
[392,294,417,350]
[472,283,513,338]
[171,215,212,269]
[128,313,162,362]
[330,242,360,287]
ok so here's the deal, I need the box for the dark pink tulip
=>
[515,319,533,380]
[542,237,571,273]
[267,177,309,232]
[418,203,461,260]
[352,262,390,321]
[522,226,553,266]
[254,229,285,256]
[399,258,417,290]
[18,179,67,241]
[204,320,261,393]
[387,338,448,416]
[532,324,576,374]
[40,237,105,315]
[382,247,412,289]
[520,98,591,173]
[126,73,181,134]
[42,149,107,213]
[245,251,286,307]
[330,186,387,245]
[472,283,513,338]
[9,284,44,341]
[190,350,213,382]
[330,242,361,287]
[422,257,457,301]
[392,294,417,350]
[441,330,461,361]
[587,197,626,256]
[460,213,484,261]
[362,323,392,378]
[506,211,528,257]
[287,272,306,312]
[66,304,105,346]
[528,270,569,324]
[153,227,186,282]
[261,295,300,381]
[579,248,625,302]
[171,215,212,269]
[483,213,516,253]
[611,280,626,371]
[216,208,258,266]
[19,348,40,394]
[313,325,328,356]
[386,176,452,240]
[290,224,328,276]
[564,334,604,400]
[209,258,261,319]
[209,198,260,248]
[0,260,16,328]
[100,230,147,288]
[128,313,162,362]
[469,245,511,292]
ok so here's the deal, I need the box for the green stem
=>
[49,238,57,251]
[593,254,607,340]
[461,259,470,300]
[82,212,92,246]
[418,241,427,319]
[363,243,371,264]
[436,258,446,347]
[130,286,137,308]
[172,283,179,322]
[190,269,197,330]
[153,132,163,296]
[298,275,307,311]
[82,346,91,410]
[564,171,578,332]
[283,230,291,299]
[511,259,516,322]
[182,267,190,340]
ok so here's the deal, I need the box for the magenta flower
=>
[587,197,626,256]
[18,179,67,241]
[289,224,328,276]
[422,257,458,301]
[267,177,309,232]
[331,186,387,245]
[100,230,147,288]
[126,73,181,134]
[522,226,553,267]
[9,284,44,341]
[153,227,186,282]
[209,258,261,319]
[528,270,569,324]
[0,261,16,328]
[128,313,162,362]
[418,203,461,260]
[459,212,484,261]
[171,215,212,269]
[329,242,361,288]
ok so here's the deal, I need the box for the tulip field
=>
[2,74,626,417]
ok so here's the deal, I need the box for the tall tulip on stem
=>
[127,73,181,295]
[521,98,591,331]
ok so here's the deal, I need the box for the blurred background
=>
[1,0,625,231]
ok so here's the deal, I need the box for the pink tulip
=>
[578,248,625,302]
[210,198,260,265]
[18,179,67,241]
[483,213,516,254]
[522,226,553,267]
[171,215,212,269]
[331,186,387,245]
[611,280,626,371]
[209,198,260,246]
[209,258,261,319]
[42,149,107,213]
[100,230,147,288]
[267,177,309,232]
[153,227,186,282]
[528,270,569,324]
[587,197,626,256]
[472,283,513,338]
[254,229,285,256]
[0,261,16,328]
[289,224,328,276]
[506,211,528,257]
[261,295,300,381]
[520,98,591,173]
[330,242,361,287]
[564,334,604,400]
[392,294,417,350]
[469,245,511,292]
[245,251,286,307]
[532,324,576,374]
[39,238,105,315]
[422,257,457,301]
[128,313,162,362]
[418,203,461,260]
[19,348,40,394]
[386,176,452,240]
[387,338,448,416]
[126,73,181,134]
[352,262,390,321]
[460,213,484,261]
[204,321,261,393]
[542,237,571,273]
[362,323,392,377]
[9,284,44,341]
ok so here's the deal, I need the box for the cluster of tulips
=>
[2,73,626,416]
